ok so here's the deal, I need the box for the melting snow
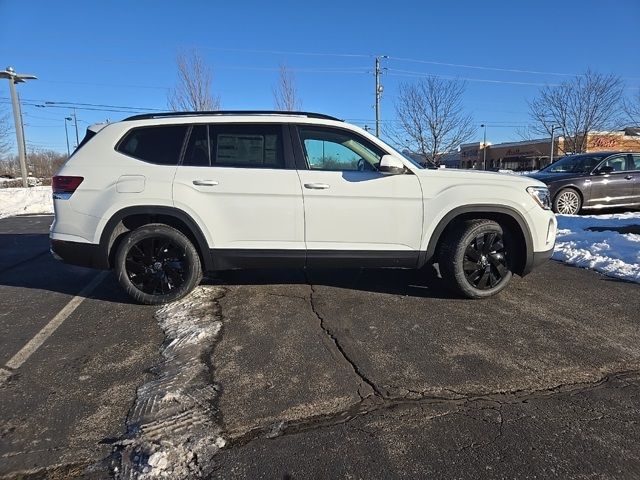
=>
[553,212,640,283]
[0,186,53,218]
[114,286,227,479]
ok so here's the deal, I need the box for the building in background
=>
[459,128,640,171]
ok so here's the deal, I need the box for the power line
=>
[388,56,580,78]
[386,69,557,87]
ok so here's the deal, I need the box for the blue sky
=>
[1,0,639,154]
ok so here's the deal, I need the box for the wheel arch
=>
[420,205,534,276]
[98,206,213,271]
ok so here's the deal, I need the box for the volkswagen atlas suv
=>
[50,111,557,304]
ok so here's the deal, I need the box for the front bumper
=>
[522,246,554,276]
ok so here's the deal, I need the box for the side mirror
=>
[595,165,614,175]
[379,155,406,175]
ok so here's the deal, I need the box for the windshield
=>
[541,154,604,174]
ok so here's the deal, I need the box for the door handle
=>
[192,180,219,186]
[625,175,633,180]
[304,183,330,190]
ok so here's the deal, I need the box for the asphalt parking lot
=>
[1,215,639,479]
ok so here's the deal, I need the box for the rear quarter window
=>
[116,125,188,165]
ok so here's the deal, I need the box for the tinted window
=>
[543,154,605,173]
[117,125,188,165]
[632,154,640,170]
[299,127,384,171]
[210,124,284,168]
[600,155,628,172]
[183,125,210,167]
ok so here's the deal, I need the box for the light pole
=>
[0,66,37,187]
[480,124,488,170]
[64,116,73,156]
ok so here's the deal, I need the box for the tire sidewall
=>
[115,224,202,305]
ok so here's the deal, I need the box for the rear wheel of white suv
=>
[438,219,513,299]
[114,224,202,305]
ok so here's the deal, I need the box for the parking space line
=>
[0,367,12,383]
[1,271,109,382]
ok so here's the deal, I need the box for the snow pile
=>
[0,186,53,218]
[553,212,640,283]
[114,286,228,479]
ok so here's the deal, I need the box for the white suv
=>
[50,111,557,304]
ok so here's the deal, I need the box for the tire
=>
[114,223,202,305]
[553,188,582,215]
[438,219,513,299]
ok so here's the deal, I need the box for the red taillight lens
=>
[52,176,84,196]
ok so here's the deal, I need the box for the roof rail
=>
[122,110,343,122]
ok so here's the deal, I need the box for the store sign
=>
[505,148,537,157]
[591,137,617,148]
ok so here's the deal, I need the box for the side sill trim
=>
[209,249,419,270]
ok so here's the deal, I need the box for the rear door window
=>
[117,125,188,165]
[183,125,210,167]
[209,124,284,168]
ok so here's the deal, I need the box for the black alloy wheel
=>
[125,237,187,295]
[462,231,509,290]
[115,224,202,305]
[438,219,514,299]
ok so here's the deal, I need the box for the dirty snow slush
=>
[110,286,227,479]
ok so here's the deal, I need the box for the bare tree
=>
[273,64,302,111]
[168,50,220,111]
[622,89,640,126]
[528,70,624,153]
[0,112,11,158]
[394,76,475,166]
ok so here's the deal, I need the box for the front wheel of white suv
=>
[437,219,514,299]
[114,224,202,305]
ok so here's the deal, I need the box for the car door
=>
[586,154,636,207]
[292,125,423,267]
[631,154,640,205]
[172,123,305,267]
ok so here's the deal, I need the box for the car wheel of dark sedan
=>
[553,188,582,215]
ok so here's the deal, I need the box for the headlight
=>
[527,186,551,210]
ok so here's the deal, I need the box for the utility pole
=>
[480,123,488,170]
[0,67,37,187]
[64,116,72,156]
[72,108,79,147]
[374,55,388,138]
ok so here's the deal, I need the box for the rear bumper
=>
[50,239,108,269]
[522,247,554,276]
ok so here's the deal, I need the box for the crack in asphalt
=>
[221,273,640,452]
[304,272,382,401]
[227,369,640,450]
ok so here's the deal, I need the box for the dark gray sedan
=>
[527,151,640,214]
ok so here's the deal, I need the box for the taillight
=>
[52,176,84,199]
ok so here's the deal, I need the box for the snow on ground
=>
[554,212,640,283]
[0,186,53,219]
